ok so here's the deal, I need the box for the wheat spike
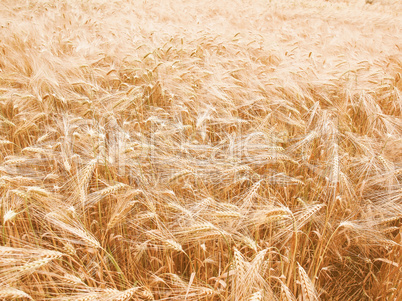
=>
[0,287,33,299]
[3,210,18,224]
[79,159,97,188]
[248,248,268,277]
[10,189,29,199]
[382,226,400,234]
[248,290,263,301]
[377,155,391,171]
[214,210,242,219]
[330,143,339,186]
[167,170,193,183]
[187,222,217,233]
[233,247,246,281]
[73,294,98,301]
[139,288,154,300]
[22,146,48,155]
[198,287,215,297]
[378,215,402,225]
[163,239,184,253]
[20,250,62,272]
[62,242,76,256]
[280,281,296,301]
[240,180,262,211]
[4,157,28,165]
[297,263,319,301]
[27,186,51,197]
[256,208,291,226]
[0,139,12,145]
[45,214,101,249]
[240,235,259,252]
[112,287,139,301]
[297,204,325,228]
[62,273,85,285]
[107,201,137,229]
[97,183,128,196]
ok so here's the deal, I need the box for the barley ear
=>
[297,263,319,301]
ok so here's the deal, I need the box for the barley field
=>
[0,0,401,300]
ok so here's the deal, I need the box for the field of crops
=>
[0,0,401,300]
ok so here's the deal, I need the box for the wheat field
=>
[0,0,401,300]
